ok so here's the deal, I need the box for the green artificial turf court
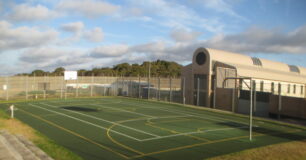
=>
[0,97,306,160]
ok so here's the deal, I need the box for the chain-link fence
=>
[1,75,305,120]
[0,76,183,103]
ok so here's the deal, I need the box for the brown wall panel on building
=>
[269,95,306,119]
[215,88,235,111]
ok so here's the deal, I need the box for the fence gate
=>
[193,74,207,106]
[214,67,237,111]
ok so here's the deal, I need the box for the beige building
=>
[182,47,306,119]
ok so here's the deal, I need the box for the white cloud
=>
[131,41,165,53]
[83,27,104,42]
[86,25,306,66]
[203,26,306,54]
[19,47,66,63]
[60,21,84,33]
[7,4,58,22]
[200,0,246,20]
[57,0,119,17]
[59,22,104,43]
[170,28,201,42]
[125,0,225,33]
[90,44,129,57]
[11,24,306,75]
[0,21,58,52]
[18,47,92,72]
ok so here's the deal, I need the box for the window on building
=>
[252,80,256,91]
[287,84,290,93]
[288,65,300,73]
[278,83,282,94]
[251,57,262,66]
[293,84,296,94]
[271,82,274,93]
[260,81,264,92]
[302,86,304,95]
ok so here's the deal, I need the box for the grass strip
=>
[208,140,306,160]
[0,109,83,160]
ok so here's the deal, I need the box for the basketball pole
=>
[223,77,253,141]
[249,78,253,141]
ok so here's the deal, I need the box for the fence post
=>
[197,78,200,106]
[91,73,94,97]
[65,79,67,100]
[103,76,106,96]
[126,78,128,96]
[213,77,216,109]
[158,77,160,101]
[5,76,9,101]
[43,75,46,99]
[148,63,151,100]
[129,79,132,97]
[278,83,282,120]
[138,75,141,98]
[76,76,79,97]
[61,76,63,99]
[26,76,28,100]
[116,77,118,96]
[33,73,36,99]
[183,77,186,105]
[169,77,172,102]
[155,77,158,100]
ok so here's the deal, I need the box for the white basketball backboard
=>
[64,71,78,80]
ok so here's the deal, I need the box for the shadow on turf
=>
[218,121,306,141]
[61,106,99,112]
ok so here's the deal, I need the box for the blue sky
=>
[0,0,306,75]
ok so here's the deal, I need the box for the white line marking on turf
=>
[28,103,143,141]
[114,101,253,127]
[40,102,160,137]
[141,126,249,141]
[91,103,156,118]
[45,99,259,141]
[114,115,191,123]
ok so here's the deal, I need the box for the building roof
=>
[205,48,306,84]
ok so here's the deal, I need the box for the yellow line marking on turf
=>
[146,123,179,134]
[131,134,252,159]
[41,113,59,117]
[131,129,302,159]
[148,117,190,124]
[146,121,211,142]
[18,108,130,159]
[123,107,137,112]
[107,118,145,156]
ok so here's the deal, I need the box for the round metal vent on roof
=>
[196,52,206,65]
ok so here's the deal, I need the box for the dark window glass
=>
[260,81,264,92]
[288,65,300,73]
[293,84,296,94]
[301,86,304,95]
[251,57,262,66]
[288,84,290,93]
[196,52,206,65]
[271,82,274,93]
[240,90,269,102]
[252,80,256,91]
